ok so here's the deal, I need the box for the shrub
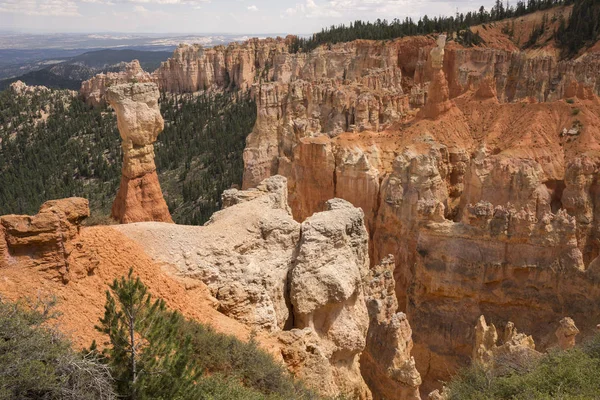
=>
[572,108,581,116]
[0,297,115,400]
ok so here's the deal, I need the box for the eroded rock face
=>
[74,20,600,394]
[106,83,173,224]
[473,315,541,374]
[115,177,375,398]
[154,38,290,93]
[0,198,90,283]
[361,255,422,400]
[286,198,371,398]
[241,44,600,391]
[80,60,154,107]
[555,317,579,350]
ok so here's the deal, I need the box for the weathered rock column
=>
[106,83,173,224]
[420,35,453,119]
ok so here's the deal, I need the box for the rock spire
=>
[106,83,173,224]
[420,34,453,119]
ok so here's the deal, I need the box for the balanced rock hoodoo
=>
[106,83,173,224]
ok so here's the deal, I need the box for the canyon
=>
[5,4,600,399]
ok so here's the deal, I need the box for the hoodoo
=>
[419,34,453,119]
[106,82,173,224]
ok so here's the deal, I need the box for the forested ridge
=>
[556,0,600,56]
[158,92,256,225]
[0,87,255,225]
[290,0,596,55]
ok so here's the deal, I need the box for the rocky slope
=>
[0,198,264,350]
[114,176,423,398]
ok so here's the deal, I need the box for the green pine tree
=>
[96,269,201,399]
[95,271,319,400]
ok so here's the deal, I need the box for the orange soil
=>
[0,226,281,354]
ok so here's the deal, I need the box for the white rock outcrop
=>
[115,176,374,398]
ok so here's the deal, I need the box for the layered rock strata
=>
[0,198,90,283]
[106,83,173,224]
[73,10,600,393]
[242,46,600,391]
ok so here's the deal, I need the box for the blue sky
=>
[0,0,497,34]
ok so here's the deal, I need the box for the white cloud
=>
[83,0,210,4]
[283,0,341,18]
[0,0,81,16]
[282,0,433,19]
[247,4,258,11]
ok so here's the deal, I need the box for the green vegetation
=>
[290,0,575,52]
[0,271,319,400]
[447,335,600,399]
[0,297,115,400]
[95,269,318,400]
[158,92,256,224]
[556,0,600,57]
[0,88,255,225]
[0,88,122,216]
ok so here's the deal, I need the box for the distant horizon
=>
[1,30,294,36]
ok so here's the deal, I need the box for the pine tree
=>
[95,270,318,400]
[95,269,206,400]
[97,269,165,398]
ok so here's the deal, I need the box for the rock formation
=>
[473,315,541,374]
[9,80,50,96]
[80,60,154,107]
[70,7,600,393]
[555,317,580,350]
[106,83,173,224]
[238,31,600,393]
[154,38,290,93]
[361,255,422,400]
[114,176,376,398]
[419,35,452,119]
[0,198,89,283]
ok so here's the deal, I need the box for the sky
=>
[0,0,498,35]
